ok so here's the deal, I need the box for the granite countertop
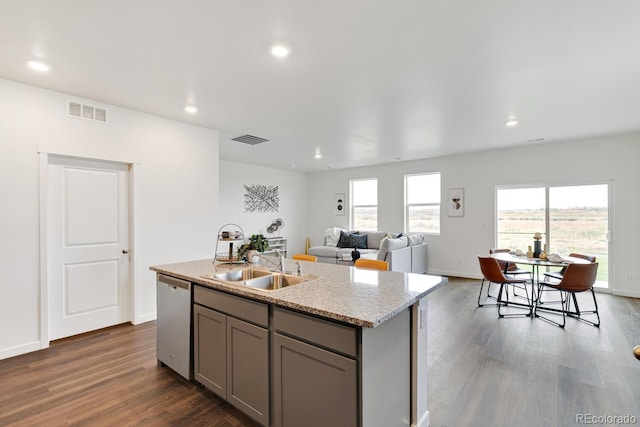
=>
[150,258,447,328]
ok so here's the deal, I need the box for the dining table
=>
[488,251,593,314]
[489,252,591,280]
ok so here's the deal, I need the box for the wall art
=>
[244,184,279,213]
[334,193,345,215]
[448,188,464,217]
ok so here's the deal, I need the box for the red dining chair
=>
[477,256,531,317]
[535,262,600,328]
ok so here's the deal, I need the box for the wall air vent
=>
[231,134,269,145]
[67,98,108,124]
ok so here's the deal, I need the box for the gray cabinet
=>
[272,307,358,427]
[191,286,413,427]
[193,286,269,426]
[273,333,357,427]
[193,304,226,396]
[226,316,269,424]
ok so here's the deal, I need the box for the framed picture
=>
[448,188,464,217]
[334,193,345,215]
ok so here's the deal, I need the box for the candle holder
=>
[533,232,542,258]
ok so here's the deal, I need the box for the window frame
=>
[495,181,612,289]
[349,178,378,231]
[404,172,441,235]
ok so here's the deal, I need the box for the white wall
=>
[0,78,219,359]
[306,133,640,297]
[3,76,638,362]
[218,160,308,256]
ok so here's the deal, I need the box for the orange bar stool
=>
[292,254,317,262]
[354,259,389,271]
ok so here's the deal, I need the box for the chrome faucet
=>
[257,249,285,272]
[275,249,285,272]
[295,260,302,276]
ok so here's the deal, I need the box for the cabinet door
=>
[273,333,357,427]
[193,304,226,398]
[226,317,270,426]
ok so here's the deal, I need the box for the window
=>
[496,187,546,251]
[405,173,441,234]
[497,184,610,288]
[350,178,377,230]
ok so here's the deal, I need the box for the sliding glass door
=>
[548,184,609,287]
[497,183,610,288]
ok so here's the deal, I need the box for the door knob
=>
[122,249,129,254]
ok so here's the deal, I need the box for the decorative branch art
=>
[244,184,279,213]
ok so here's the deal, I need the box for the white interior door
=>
[48,156,131,340]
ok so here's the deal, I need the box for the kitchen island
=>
[150,258,447,427]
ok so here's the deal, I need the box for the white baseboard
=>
[0,340,42,361]
[613,289,640,298]
[414,410,430,427]
[133,312,157,325]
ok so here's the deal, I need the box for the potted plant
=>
[237,234,270,263]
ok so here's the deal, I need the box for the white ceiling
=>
[2,1,640,172]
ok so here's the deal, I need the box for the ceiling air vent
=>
[231,134,269,145]
[67,98,108,124]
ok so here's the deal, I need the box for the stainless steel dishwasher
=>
[157,274,192,380]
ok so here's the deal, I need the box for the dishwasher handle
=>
[158,274,191,290]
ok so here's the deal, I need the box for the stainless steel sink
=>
[211,268,273,282]
[244,273,309,291]
[206,268,312,291]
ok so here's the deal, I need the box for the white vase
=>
[247,249,259,263]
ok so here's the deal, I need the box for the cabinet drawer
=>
[194,285,268,327]
[273,307,357,358]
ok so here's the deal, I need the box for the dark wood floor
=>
[0,321,259,427]
[1,278,639,426]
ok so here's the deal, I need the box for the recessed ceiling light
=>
[505,118,518,127]
[270,44,291,58]
[184,106,198,114]
[27,60,50,72]
[314,153,322,159]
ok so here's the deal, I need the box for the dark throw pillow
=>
[336,231,368,249]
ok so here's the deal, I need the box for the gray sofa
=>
[308,229,428,274]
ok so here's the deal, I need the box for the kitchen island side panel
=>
[361,308,411,427]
